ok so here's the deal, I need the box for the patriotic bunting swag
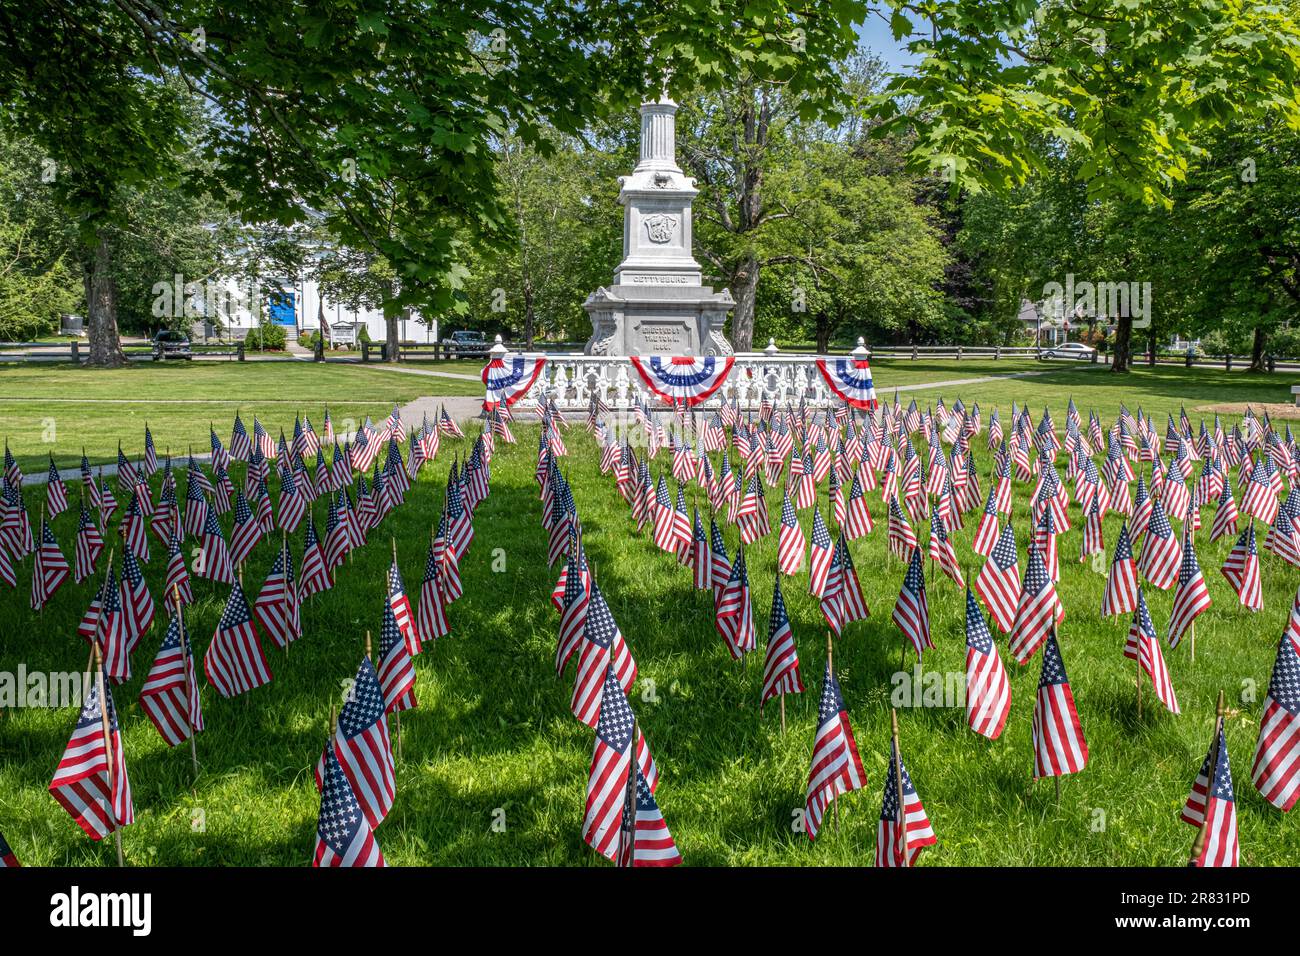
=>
[628,355,735,407]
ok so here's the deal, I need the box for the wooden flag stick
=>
[891,707,908,867]
[1189,619,1196,665]
[93,644,125,867]
[282,531,290,658]
[616,717,640,867]
[1188,689,1227,867]
[779,693,786,736]
[828,632,839,836]
[1136,636,1143,719]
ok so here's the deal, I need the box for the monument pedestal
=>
[583,95,733,356]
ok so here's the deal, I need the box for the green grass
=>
[2,363,1299,866]
[0,362,482,473]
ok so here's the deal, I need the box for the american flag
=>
[45,454,68,517]
[313,745,384,867]
[121,491,150,564]
[300,517,332,597]
[887,495,917,560]
[377,602,418,714]
[1125,588,1179,714]
[1210,478,1239,542]
[761,575,804,711]
[1101,522,1139,618]
[975,521,1020,633]
[277,463,306,533]
[139,614,203,746]
[571,580,636,728]
[49,676,134,840]
[1009,544,1063,665]
[118,550,155,652]
[841,471,875,544]
[616,768,681,868]
[1131,473,1153,539]
[555,544,589,674]
[776,489,806,575]
[203,580,272,698]
[1168,530,1211,648]
[972,485,999,557]
[230,414,252,461]
[74,501,104,583]
[1241,455,1281,525]
[0,831,17,867]
[1032,630,1088,778]
[253,544,300,650]
[80,567,132,683]
[1079,495,1104,563]
[584,666,656,861]
[387,556,418,656]
[1251,625,1300,810]
[1138,497,1182,590]
[965,589,1010,740]
[807,505,834,598]
[182,470,210,542]
[1221,522,1263,611]
[821,534,870,636]
[323,656,395,828]
[417,538,450,646]
[715,547,756,658]
[892,547,932,660]
[804,660,867,841]
[927,508,965,588]
[875,735,937,867]
[252,416,276,462]
[228,490,262,567]
[1183,724,1238,867]
[31,518,70,611]
[709,515,731,595]
[1266,502,1300,568]
[690,507,711,589]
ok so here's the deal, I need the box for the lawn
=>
[1,363,1298,867]
[0,361,483,474]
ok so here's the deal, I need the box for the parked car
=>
[1040,341,1096,361]
[440,329,490,358]
[151,330,193,360]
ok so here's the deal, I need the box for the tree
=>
[0,1,868,364]
[681,53,884,351]
[760,140,948,349]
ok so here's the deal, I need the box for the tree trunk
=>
[1248,325,1268,372]
[383,279,400,362]
[815,312,831,353]
[730,252,759,352]
[522,280,535,350]
[83,232,125,368]
[1110,314,1132,372]
[1147,330,1157,367]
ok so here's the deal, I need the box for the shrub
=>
[251,322,287,351]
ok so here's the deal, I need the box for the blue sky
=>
[856,10,920,73]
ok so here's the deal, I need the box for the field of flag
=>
[1,363,1300,866]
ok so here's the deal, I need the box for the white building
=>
[187,276,436,346]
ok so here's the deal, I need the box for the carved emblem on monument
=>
[643,214,677,244]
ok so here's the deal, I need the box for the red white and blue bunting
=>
[482,355,547,410]
[628,355,735,407]
[815,357,877,410]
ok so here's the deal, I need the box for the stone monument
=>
[582,95,734,356]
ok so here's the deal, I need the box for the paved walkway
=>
[879,364,1106,394]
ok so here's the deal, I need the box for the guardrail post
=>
[1185,350,1193,368]
[956,345,962,361]
[362,342,370,363]
[70,341,80,363]
[994,346,1000,360]
[236,342,245,362]
[1268,354,1276,373]
[911,344,917,361]
[1091,349,1098,363]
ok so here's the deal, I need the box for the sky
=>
[856,9,920,74]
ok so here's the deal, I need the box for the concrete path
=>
[879,364,1106,395]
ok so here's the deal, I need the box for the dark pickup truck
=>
[440,330,491,358]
